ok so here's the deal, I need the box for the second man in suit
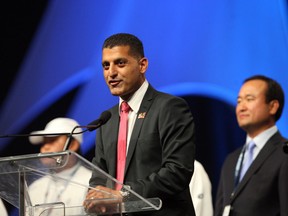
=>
[215,75,288,216]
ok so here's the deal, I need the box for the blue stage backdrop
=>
[1,0,288,210]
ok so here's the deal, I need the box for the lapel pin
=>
[138,112,146,119]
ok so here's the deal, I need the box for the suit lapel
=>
[124,85,156,174]
[108,106,120,176]
[232,132,282,201]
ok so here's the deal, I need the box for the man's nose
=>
[237,102,247,111]
[108,65,117,76]
[40,143,50,152]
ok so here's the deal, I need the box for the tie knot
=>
[121,101,130,113]
[247,141,256,152]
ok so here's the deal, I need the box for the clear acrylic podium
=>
[0,151,162,215]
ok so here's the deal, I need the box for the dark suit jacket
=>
[90,85,196,216]
[215,131,288,216]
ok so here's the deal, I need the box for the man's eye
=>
[246,97,254,101]
[117,60,126,67]
[102,63,109,70]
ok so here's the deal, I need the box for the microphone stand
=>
[62,128,89,151]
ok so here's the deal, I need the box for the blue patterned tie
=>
[240,141,256,181]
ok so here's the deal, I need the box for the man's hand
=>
[83,185,123,214]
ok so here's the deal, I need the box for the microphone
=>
[0,111,111,143]
[85,110,112,131]
[62,110,111,151]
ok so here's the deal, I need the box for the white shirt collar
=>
[246,125,278,149]
[119,79,149,114]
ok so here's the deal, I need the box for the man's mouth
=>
[109,80,121,87]
[238,114,249,119]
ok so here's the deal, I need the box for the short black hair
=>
[244,75,285,121]
[102,33,145,59]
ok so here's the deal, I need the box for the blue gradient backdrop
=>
[1,1,288,212]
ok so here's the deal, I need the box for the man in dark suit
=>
[85,33,196,215]
[215,75,288,216]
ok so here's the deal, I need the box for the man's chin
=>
[109,88,122,96]
[238,122,249,130]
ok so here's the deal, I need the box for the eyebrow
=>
[245,94,255,98]
[237,94,256,99]
[102,57,127,64]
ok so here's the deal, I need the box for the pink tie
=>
[116,101,130,190]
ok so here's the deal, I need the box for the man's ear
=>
[139,57,148,74]
[68,139,80,152]
[269,100,279,115]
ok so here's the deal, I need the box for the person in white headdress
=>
[28,118,92,215]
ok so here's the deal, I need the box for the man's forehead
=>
[102,47,132,62]
[238,80,267,97]
[103,45,130,53]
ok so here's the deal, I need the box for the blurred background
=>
[1,0,288,215]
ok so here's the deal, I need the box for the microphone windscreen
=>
[87,111,112,131]
[99,110,112,125]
